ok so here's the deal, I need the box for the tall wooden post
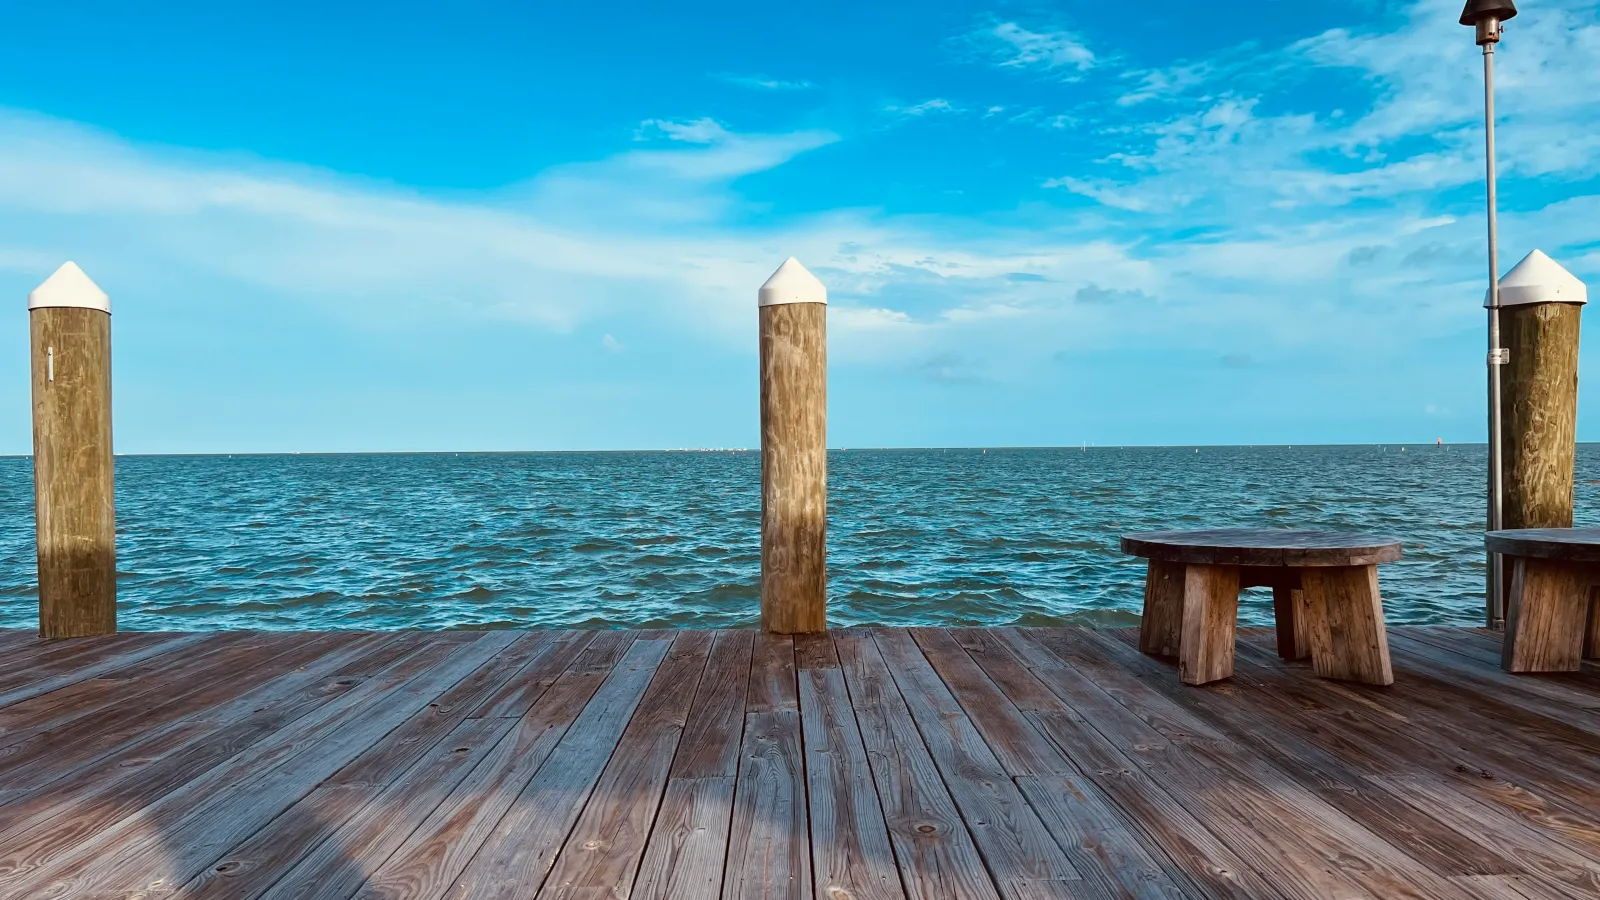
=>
[759,257,827,634]
[1492,250,1586,610]
[29,262,116,638]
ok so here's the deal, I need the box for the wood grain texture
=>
[1301,564,1394,685]
[1138,559,1184,658]
[1503,557,1592,673]
[180,634,559,900]
[1178,564,1240,686]
[349,636,643,900]
[30,306,115,638]
[538,631,712,900]
[1587,590,1599,661]
[26,635,509,897]
[869,629,1080,898]
[439,638,672,900]
[759,301,827,634]
[798,646,903,900]
[1121,528,1402,568]
[834,630,1002,900]
[1500,301,1581,537]
[1271,586,1310,661]
[1486,529,1600,562]
[3,627,1599,900]
[722,709,810,900]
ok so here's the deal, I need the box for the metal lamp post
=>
[1461,0,1517,629]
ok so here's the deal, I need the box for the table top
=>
[1485,527,1600,563]
[1120,528,1404,568]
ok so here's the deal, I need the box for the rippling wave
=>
[1,445,1592,630]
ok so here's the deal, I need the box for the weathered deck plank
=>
[0,626,1595,900]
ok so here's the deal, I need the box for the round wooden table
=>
[1485,528,1600,673]
[1121,528,1403,686]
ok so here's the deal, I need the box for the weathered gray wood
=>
[437,638,672,900]
[346,636,639,900]
[798,642,902,900]
[27,634,515,897]
[669,630,754,779]
[760,298,828,634]
[179,633,563,900]
[5,627,1600,900]
[1016,776,1191,900]
[632,632,752,900]
[0,634,379,810]
[1122,528,1402,568]
[722,709,810,900]
[834,630,1002,900]
[909,628,1072,777]
[244,716,516,900]
[538,631,713,900]
[0,632,209,708]
[631,777,737,900]
[748,632,799,713]
[870,629,1081,897]
[1487,529,1600,563]
[1179,564,1240,686]
[1139,559,1184,658]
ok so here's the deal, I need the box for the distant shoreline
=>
[0,442,1559,459]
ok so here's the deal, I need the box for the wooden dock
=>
[0,626,1597,900]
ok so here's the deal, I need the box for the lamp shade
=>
[1460,0,1518,25]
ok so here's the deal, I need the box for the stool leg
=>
[1302,565,1393,686]
[1585,587,1599,662]
[1272,585,1310,661]
[1503,557,1589,673]
[1179,564,1240,686]
[1139,559,1185,658]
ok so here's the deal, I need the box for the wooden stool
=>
[1121,529,1403,686]
[1486,528,1600,673]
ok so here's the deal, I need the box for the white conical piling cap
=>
[1486,249,1587,308]
[758,257,827,307]
[28,262,110,314]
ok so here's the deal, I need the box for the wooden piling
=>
[29,262,116,638]
[759,258,827,634]
[1490,251,1586,611]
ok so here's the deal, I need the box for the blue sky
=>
[0,0,1597,452]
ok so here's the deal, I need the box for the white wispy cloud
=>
[4,0,1597,404]
[973,21,1096,77]
[882,98,961,118]
[717,74,816,91]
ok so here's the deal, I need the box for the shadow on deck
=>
[0,626,1597,899]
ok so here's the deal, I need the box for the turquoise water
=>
[2,446,1595,631]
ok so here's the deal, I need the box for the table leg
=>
[1271,586,1310,661]
[1302,565,1393,686]
[1139,559,1185,658]
[1502,557,1590,673]
[1179,564,1240,686]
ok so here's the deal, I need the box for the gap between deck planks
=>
[0,627,1597,900]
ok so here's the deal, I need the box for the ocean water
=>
[2,446,1597,631]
